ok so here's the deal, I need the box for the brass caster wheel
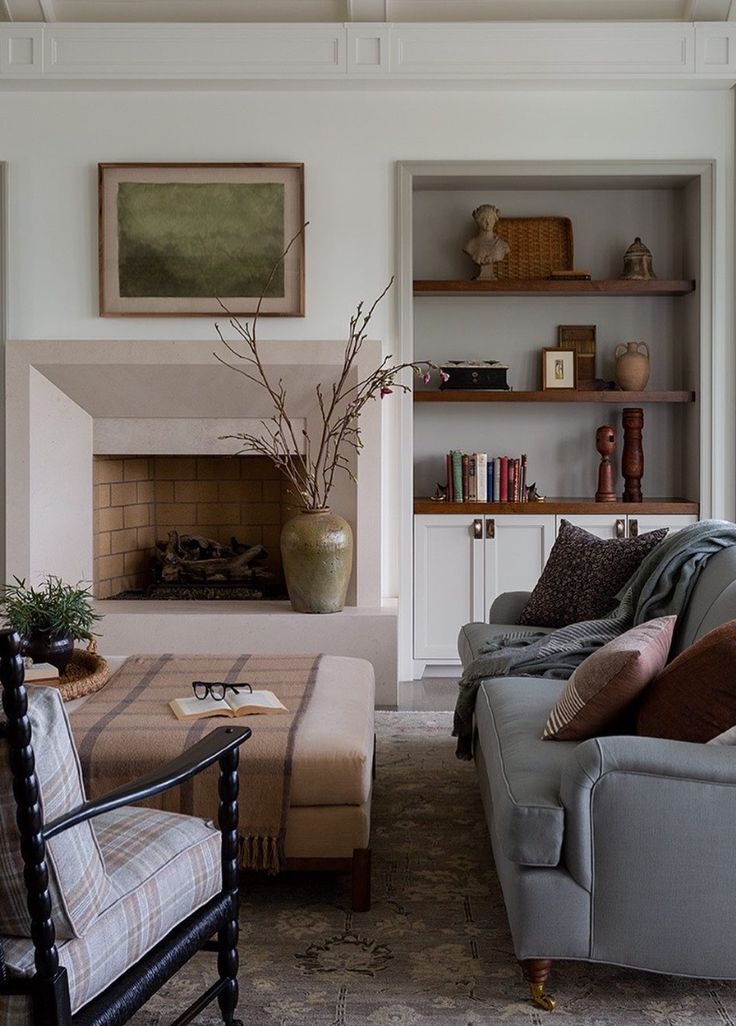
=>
[529,982,556,1011]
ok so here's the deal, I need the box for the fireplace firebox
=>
[93,455,291,600]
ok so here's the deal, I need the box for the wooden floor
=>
[389,677,459,712]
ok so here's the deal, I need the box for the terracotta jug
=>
[615,342,650,391]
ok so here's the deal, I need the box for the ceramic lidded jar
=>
[620,237,657,281]
[615,342,650,392]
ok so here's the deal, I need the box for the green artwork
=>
[117,182,285,298]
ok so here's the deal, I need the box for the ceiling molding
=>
[2,0,733,23]
[685,0,732,18]
[4,0,46,19]
[2,20,735,83]
[346,0,388,20]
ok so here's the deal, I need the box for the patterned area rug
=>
[132,711,736,1025]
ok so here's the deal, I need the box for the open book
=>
[169,690,288,722]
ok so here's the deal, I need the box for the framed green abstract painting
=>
[99,162,304,316]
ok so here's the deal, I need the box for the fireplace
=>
[93,454,291,599]
[6,338,395,703]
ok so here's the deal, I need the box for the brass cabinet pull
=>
[486,518,495,540]
[629,519,639,537]
[473,518,483,539]
[615,518,625,539]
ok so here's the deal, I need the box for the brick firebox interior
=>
[93,455,292,599]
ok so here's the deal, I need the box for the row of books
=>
[446,451,530,503]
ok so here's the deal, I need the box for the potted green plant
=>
[0,576,101,673]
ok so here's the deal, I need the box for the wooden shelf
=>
[414,389,695,404]
[413,279,696,297]
[414,498,699,516]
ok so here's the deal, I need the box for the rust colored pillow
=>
[518,519,668,629]
[542,616,676,741]
[636,621,736,743]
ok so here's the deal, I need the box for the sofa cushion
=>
[518,519,667,629]
[458,622,553,670]
[1,805,221,1025]
[636,620,736,742]
[669,546,736,657]
[542,616,676,741]
[0,687,110,940]
[475,676,577,866]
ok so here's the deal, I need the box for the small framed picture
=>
[542,347,577,390]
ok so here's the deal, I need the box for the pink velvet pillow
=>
[542,616,676,741]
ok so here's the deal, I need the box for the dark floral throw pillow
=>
[518,519,668,629]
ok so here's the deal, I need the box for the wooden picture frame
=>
[542,347,577,390]
[558,324,596,389]
[99,162,305,317]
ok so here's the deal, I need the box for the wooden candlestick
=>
[622,407,644,503]
[595,425,617,502]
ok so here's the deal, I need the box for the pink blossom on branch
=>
[214,229,437,510]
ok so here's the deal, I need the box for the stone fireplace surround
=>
[6,339,397,704]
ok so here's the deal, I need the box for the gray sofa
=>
[459,545,736,1011]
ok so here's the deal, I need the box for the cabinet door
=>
[484,515,556,615]
[629,514,698,538]
[414,515,485,661]
[559,514,626,540]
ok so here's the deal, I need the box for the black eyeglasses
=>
[191,681,252,702]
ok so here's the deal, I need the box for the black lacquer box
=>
[439,361,510,390]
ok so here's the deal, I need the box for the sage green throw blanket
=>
[454,520,736,759]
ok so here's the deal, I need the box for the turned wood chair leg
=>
[520,958,556,1011]
[217,744,243,1026]
[351,848,371,912]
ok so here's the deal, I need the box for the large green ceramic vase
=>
[280,508,353,613]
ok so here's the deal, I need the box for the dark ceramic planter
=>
[280,508,353,613]
[21,631,75,674]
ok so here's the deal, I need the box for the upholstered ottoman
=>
[69,653,375,911]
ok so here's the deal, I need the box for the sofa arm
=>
[561,735,736,892]
[487,591,531,625]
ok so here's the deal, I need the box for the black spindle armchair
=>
[0,628,250,1026]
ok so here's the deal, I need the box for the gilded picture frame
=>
[98,162,305,317]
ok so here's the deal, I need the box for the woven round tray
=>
[54,650,110,702]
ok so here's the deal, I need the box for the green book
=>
[451,450,463,502]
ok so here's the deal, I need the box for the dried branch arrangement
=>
[215,231,440,511]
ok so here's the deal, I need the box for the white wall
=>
[0,87,733,596]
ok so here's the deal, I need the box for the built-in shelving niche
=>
[411,170,703,508]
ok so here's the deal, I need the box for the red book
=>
[446,453,454,502]
[508,461,515,502]
[512,458,520,501]
[499,456,508,502]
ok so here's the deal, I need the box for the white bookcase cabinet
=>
[400,161,716,678]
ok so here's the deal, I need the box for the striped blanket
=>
[453,520,736,759]
[71,653,322,871]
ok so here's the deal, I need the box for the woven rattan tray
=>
[52,649,110,702]
[494,216,574,280]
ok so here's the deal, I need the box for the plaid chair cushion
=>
[0,687,110,939]
[0,805,222,1025]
